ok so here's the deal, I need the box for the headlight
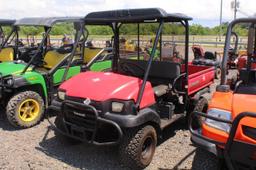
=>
[111,102,124,112]
[57,91,66,100]
[205,108,231,133]
[3,77,14,86]
[6,78,14,86]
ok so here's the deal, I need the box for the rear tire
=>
[54,116,82,145]
[6,91,44,128]
[192,148,219,170]
[119,125,157,169]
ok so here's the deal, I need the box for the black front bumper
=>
[191,133,218,155]
[49,98,161,146]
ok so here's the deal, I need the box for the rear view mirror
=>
[247,25,255,56]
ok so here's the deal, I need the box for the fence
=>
[19,35,248,50]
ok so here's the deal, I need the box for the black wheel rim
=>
[141,136,154,163]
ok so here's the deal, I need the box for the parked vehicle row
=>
[0,7,255,170]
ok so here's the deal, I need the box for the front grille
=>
[65,96,102,112]
[63,103,97,131]
[242,125,256,140]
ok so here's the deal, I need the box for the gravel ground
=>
[0,114,195,170]
[0,48,227,170]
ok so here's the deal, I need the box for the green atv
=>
[0,17,111,128]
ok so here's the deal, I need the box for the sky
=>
[0,0,255,27]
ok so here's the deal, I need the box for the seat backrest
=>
[118,59,180,85]
[84,47,102,63]
[192,45,204,59]
[43,50,66,69]
[239,69,256,84]
[204,51,216,60]
[0,47,14,62]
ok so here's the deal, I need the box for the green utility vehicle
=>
[0,17,111,128]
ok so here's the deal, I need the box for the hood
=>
[0,62,31,76]
[60,71,155,108]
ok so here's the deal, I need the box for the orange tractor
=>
[189,18,256,170]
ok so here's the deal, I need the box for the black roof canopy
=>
[0,19,16,26]
[14,17,82,27]
[84,8,192,24]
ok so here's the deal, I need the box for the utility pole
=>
[234,0,237,19]
[219,0,223,41]
[231,0,240,19]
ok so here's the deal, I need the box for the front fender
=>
[13,72,47,98]
[103,107,160,128]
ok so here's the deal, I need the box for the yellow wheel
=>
[18,99,40,122]
[6,91,45,128]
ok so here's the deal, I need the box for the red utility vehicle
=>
[50,8,215,169]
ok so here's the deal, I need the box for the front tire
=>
[119,125,157,169]
[6,91,44,128]
[192,97,208,129]
[192,148,219,170]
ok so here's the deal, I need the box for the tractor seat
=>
[153,84,169,97]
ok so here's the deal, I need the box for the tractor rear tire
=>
[192,148,219,170]
[54,116,82,145]
[119,125,157,170]
[6,91,44,128]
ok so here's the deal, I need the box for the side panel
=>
[53,66,81,85]
[188,66,215,95]
[90,60,112,72]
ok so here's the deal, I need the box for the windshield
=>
[17,22,81,73]
[85,25,113,63]
[0,25,13,46]
[118,22,185,63]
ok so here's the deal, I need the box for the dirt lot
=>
[0,114,195,170]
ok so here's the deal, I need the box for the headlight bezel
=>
[57,90,66,100]
[106,100,137,115]
[204,108,232,133]
[3,76,14,87]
